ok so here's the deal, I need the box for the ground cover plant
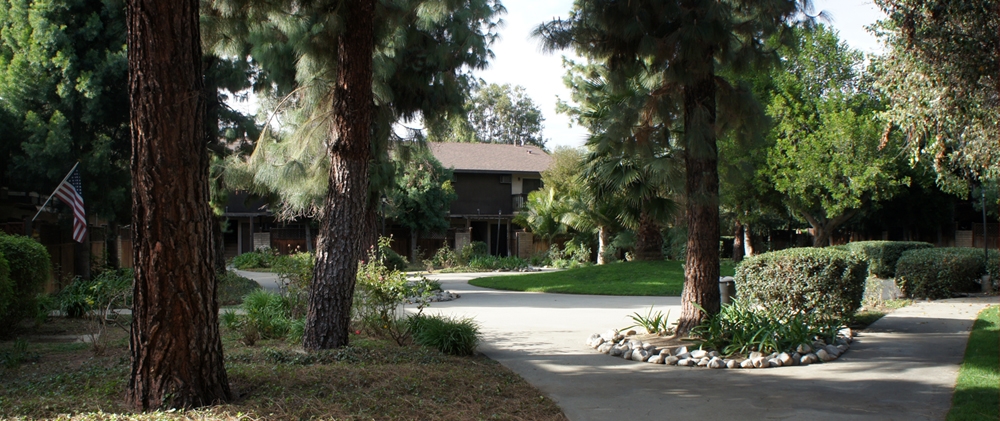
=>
[469,260,737,296]
[947,305,999,421]
[690,299,842,356]
[0,317,566,420]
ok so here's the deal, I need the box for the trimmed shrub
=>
[895,248,985,299]
[231,248,276,269]
[736,247,866,321]
[0,252,12,323]
[468,255,529,271]
[460,241,488,263]
[836,241,934,278]
[408,314,479,356]
[217,270,262,306]
[0,234,51,335]
[380,246,408,272]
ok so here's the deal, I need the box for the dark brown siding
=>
[451,172,513,215]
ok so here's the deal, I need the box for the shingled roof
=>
[428,142,552,173]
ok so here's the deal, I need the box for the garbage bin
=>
[719,276,736,305]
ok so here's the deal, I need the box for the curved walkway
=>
[409,272,997,421]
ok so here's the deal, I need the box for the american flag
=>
[54,167,86,243]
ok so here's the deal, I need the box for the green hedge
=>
[895,248,988,299]
[736,247,867,321]
[0,251,11,323]
[0,234,51,336]
[835,241,934,278]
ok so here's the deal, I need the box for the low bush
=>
[736,247,866,321]
[835,241,934,278]
[380,246,409,272]
[225,290,292,345]
[460,241,488,263]
[0,234,51,336]
[217,270,262,306]
[408,314,479,356]
[425,246,460,270]
[354,246,428,344]
[57,268,133,318]
[468,255,529,271]
[691,299,842,356]
[271,251,314,317]
[895,248,985,299]
[231,248,276,270]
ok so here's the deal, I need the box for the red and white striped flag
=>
[53,167,86,243]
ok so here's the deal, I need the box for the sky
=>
[476,0,889,150]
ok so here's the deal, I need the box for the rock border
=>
[585,327,853,369]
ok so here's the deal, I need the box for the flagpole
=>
[32,161,80,222]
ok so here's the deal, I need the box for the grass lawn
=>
[0,317,565,420]
[947,305,999,421]
[468,260,736,296]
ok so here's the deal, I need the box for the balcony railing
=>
[512,194,528,211]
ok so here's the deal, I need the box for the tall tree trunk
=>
[126,0,231,409]
[410,227,418,264]
[732,220,744,263]
[743,224,756,257]
[303,0,376,351]
[633,209,663,261]
[212,217,226,274]
[596,225,610,265]
[677,68,720,338]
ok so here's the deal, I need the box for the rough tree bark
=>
[799,209,857,247]
[633,209,663,261]
[676,69,721,338]
[303,0,376,350]
[126,0,231,409]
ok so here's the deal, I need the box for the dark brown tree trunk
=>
[677,70,720,338]
[126,0,231,410]
[212,217,226,274]
[303,0,376,351]
[732,220,744,263]
[633,209,663,261]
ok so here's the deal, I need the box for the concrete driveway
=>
[409,272,997,421]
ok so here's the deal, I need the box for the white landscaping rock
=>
[725,359,738,369]
[631,349,650,362]
[647,353,665,364]
[598,343,612,354]
[740,359,754,368]
[678,358,695,367]
[768,358,782,368]
[690,349,709,359]
[665,356,680,365]
[817,349,835,362]
[796,344,812,354]
[824,345,842,358]
[777,352,793,366]
[674,346,689,356]
[708,357,725,369]
[623,349,634,360]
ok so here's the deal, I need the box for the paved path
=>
[407,272,997,421]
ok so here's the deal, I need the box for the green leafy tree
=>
[535,0,814,335]
[765,26,908,247]
[430,81,547,148]
[0,0,130,221]
[874,0,999,193]
[205,0,504,349]
[385,146,457,262]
